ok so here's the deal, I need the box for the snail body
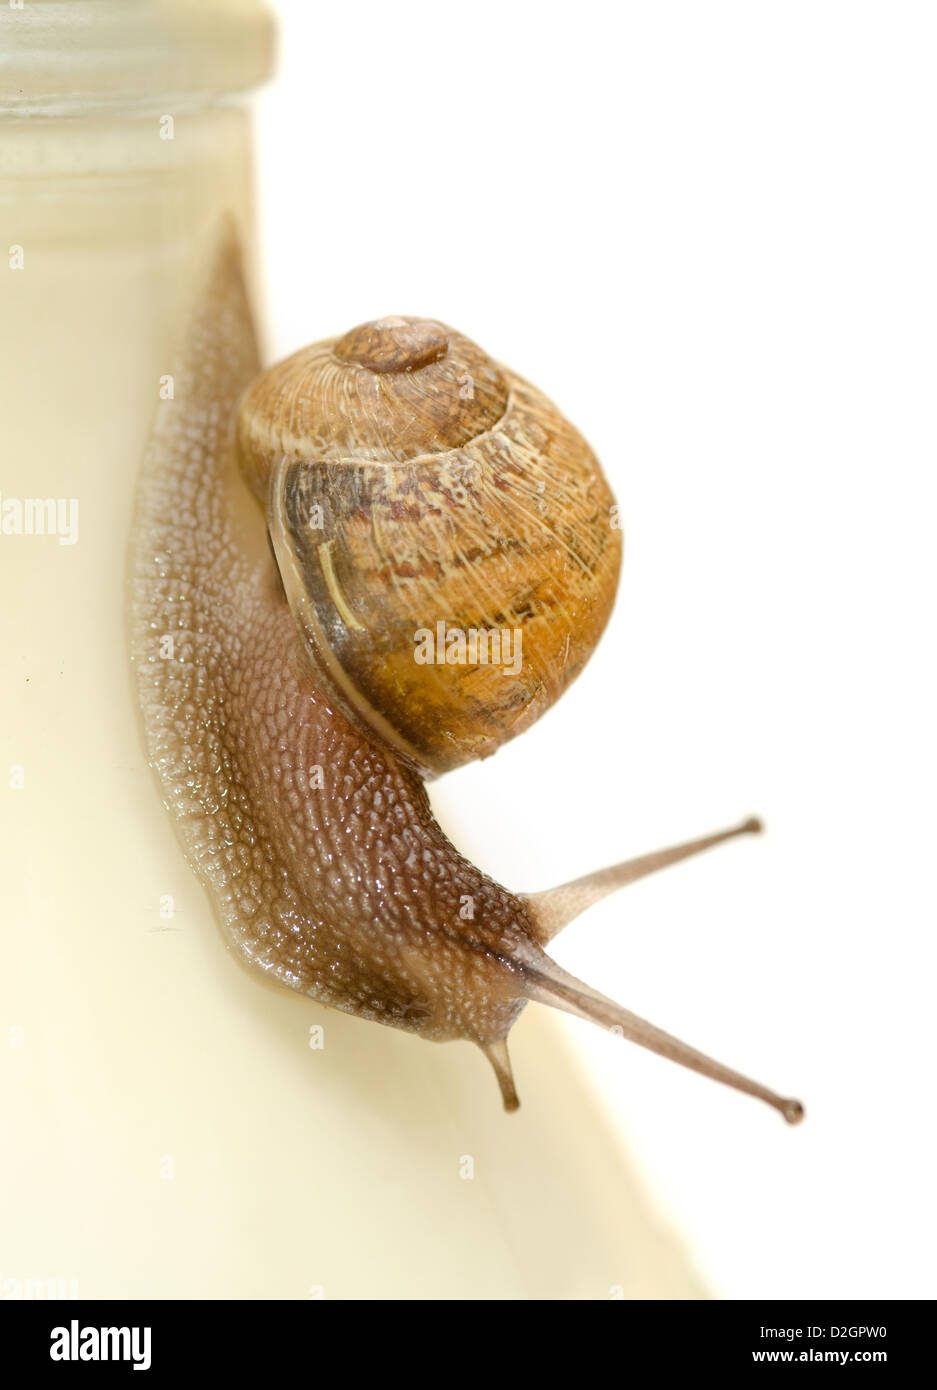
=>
[128,227,802,1121]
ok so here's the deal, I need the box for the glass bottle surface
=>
[0,0,701,1298]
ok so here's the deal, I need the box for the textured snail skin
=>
[129,232,544,1105]
[128,228,804,1119]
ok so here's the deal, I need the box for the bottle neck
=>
[0,0,273,118]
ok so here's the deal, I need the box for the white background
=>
[256,1,936,1299]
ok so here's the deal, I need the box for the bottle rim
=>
[0,0,275,117]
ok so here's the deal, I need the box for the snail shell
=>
[235,315,622,776]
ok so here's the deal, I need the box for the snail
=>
[128,226,803,1123]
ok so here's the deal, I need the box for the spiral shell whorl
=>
[236,317,622,777]
[237,316,510,494]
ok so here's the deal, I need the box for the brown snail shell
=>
[235,315,622,777]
